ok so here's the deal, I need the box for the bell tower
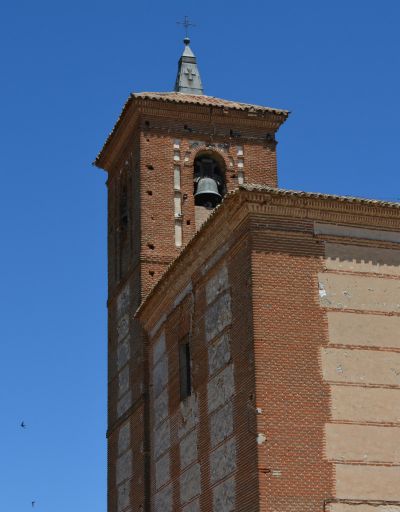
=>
[94,37,288,512]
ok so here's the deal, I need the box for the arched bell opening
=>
[193,152,226,209]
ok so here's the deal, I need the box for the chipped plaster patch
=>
[117,284,130,319]
[210,401,233,448]
[117,314,130,342]
[180,463,201,504]
[117,338,130,370]
[210,438,236,484]
[208,364,235,414]
[178,393,199,439]
[153,354,168,397]
[205,293,232,342]
[208,333,231,374]
[180,429,198,469]
[205,265,229,305]
[212,476,235,512]
[154,388,169,427]
[154,483,172,512]
[118,366,130,397]
[155,452,170,490]
[117,481,130,512]
[153,420,171,460]
[118,422,130,455]
[116,450,133,485]
[256,433,267,445]
[117,391,132,418]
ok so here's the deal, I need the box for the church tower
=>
[96,35,400,512]
[95,37,288,512]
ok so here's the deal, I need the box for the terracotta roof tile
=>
[131,92,290,115]
[94,92,289,167]
[241,184,400,209]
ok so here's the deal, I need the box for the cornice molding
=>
[97,107,140,172]
[95,97,285,170]
[136,187,400,328]
[242,192,400,227]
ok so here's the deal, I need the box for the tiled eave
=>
[93,92,289,169]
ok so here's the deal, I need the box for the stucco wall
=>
[319,224,400,505]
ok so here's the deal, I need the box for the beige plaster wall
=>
[321,348,400,386]
[319,273,400,313]
[331,385,400,423]
[320,238,400,504]
[327,311,400,349]
[314,223,400,244]
[325,424,400,463]
[326,504,400,512]
[325,243,400,276]
[335,464,400,500]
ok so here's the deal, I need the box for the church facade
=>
[95,38,400,512]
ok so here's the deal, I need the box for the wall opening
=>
[193,152,226,209]
[179,339,192,401]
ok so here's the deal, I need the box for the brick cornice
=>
[94,96,286,171]
[242,190,400,228]
[137,101,285,128]
[97,105,140,173]
[136,187,400,329]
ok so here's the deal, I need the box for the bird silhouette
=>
[31,501,35,508]
[20,421,27,429]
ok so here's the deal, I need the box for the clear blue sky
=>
[0,0,399,510]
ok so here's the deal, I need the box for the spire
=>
[174,37,204,95]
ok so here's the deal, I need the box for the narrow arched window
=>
[193,153,226,209]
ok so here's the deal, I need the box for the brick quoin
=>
[95,46,400,512]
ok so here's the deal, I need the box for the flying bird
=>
[20,421,27,429]
[31,501,35,508]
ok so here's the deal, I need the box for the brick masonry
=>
[96,92,400,511]
[137,188,400,512]
[97,95,287,512]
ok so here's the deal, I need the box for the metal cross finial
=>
[176,16,196,38]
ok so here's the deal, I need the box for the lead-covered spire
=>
[174,37,204,95]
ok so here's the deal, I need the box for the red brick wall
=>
[135,186,400,512]
[251,221,334,511]
[138,115,279,259]
[146,230,261,511]
[105,103,285,512]
[140,214,335,512]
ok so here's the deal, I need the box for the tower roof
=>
[94,92,289,169]
[174,37,204,95]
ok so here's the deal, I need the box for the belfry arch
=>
[193,151,227,209]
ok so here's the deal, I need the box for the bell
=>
[194,177,222,207]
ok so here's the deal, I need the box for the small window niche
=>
[179,339,192,401]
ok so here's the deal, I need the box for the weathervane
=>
[176,16,196,39]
